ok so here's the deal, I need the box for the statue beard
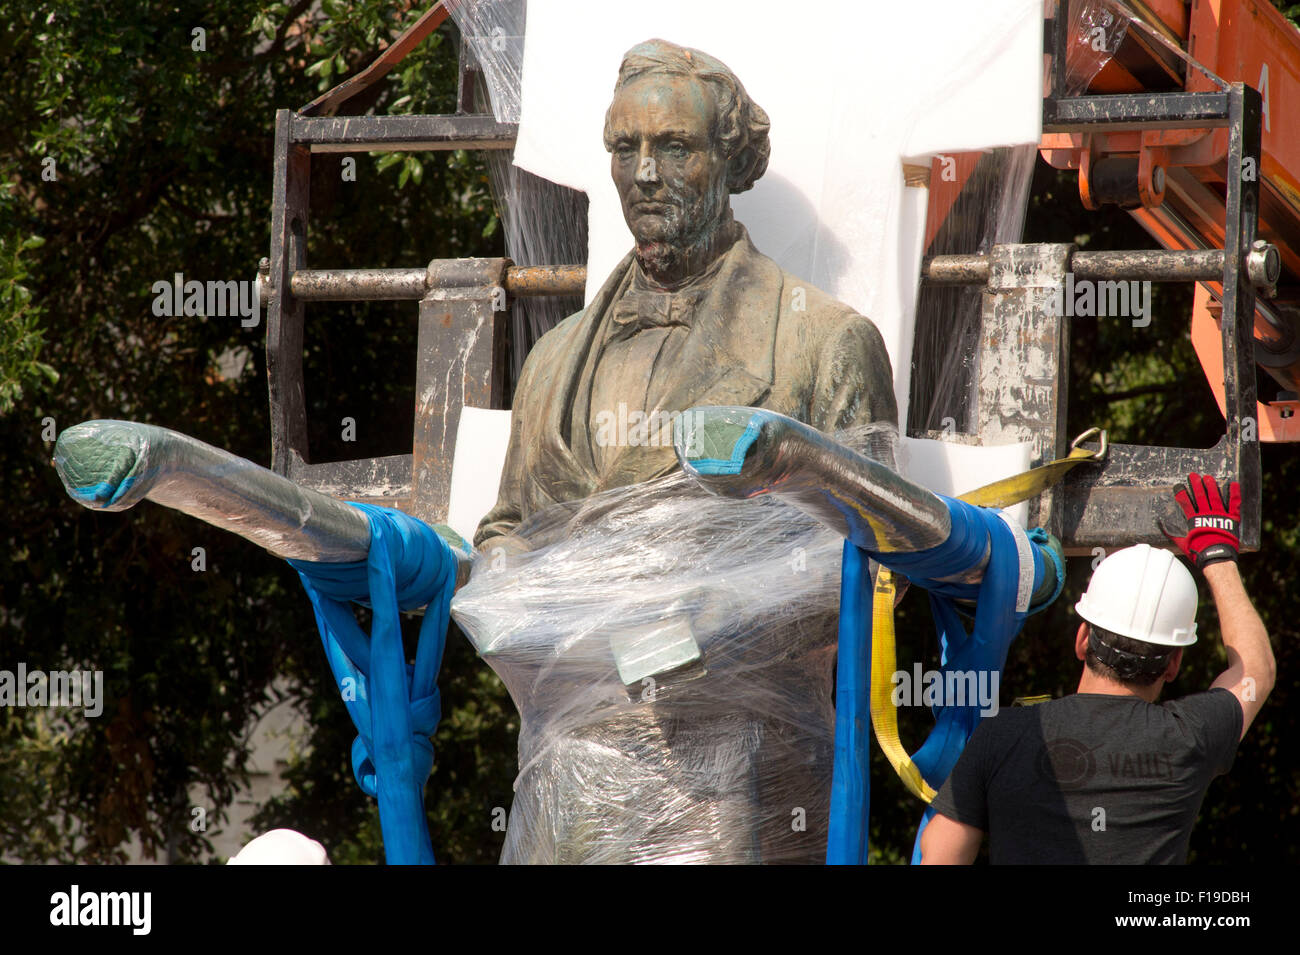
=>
[633,191,735,286]
[635,239,684,278]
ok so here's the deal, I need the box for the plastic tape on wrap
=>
[288,503,458,865]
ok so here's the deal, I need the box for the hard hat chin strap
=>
[1088,628,1173,681]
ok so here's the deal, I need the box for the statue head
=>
[603,39,771,282]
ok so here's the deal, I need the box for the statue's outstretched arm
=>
[52,419,474,585]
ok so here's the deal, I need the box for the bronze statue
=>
[453,40,902,864]
[475,39,897,548]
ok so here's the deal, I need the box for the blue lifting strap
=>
[288,503,459,865]
[827,496,1051,865]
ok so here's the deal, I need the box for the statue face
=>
[607,74,730,253]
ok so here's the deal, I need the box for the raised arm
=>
[1204,562,1274,739]
[1162,473,1274,739]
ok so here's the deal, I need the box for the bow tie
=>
[610,289,704,338]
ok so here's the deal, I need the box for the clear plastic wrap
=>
[451,423,900,864]
[450,0,591,382]
[52,419,371,562]
[487,152,589,382]
[908,145,1036,434]
[1058,0,1130,97]
[448,0,525,123]
[1092,0,1228,93]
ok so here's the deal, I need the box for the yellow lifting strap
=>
[954,428,1109,509]
[868,428,1107,803]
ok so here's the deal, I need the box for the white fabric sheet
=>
[447,407,514,543]
[898,435,1030,527]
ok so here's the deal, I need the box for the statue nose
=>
[635,152,660,184]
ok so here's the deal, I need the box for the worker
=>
[919,473,1274,864]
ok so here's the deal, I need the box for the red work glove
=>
[1162,473,1241,571]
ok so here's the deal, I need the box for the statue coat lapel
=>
[528,253,636,503]
[599,230,782,489]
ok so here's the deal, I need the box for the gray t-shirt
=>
[930,689,1242,864]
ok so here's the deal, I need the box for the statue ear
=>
[727,146,757,193]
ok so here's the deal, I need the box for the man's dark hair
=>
[1085,625,1176,687]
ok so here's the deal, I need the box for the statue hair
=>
[603,38,771,194]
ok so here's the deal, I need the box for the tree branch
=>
[1094,381,1180,403]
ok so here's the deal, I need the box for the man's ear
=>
[1074,621,1090,662]
[1162,648,1183,684]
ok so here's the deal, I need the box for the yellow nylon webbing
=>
[953,442,1104,510]
[869,567,938,802]
[866,430,1105,802]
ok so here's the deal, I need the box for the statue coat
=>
[476,225,898,547]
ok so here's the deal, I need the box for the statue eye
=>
[665,142,688,158]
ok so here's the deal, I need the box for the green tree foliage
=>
[0,0,507,863]
[0,234,58,414]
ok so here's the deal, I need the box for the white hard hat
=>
[227,829,331,865]
[1075,543,1198,647]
